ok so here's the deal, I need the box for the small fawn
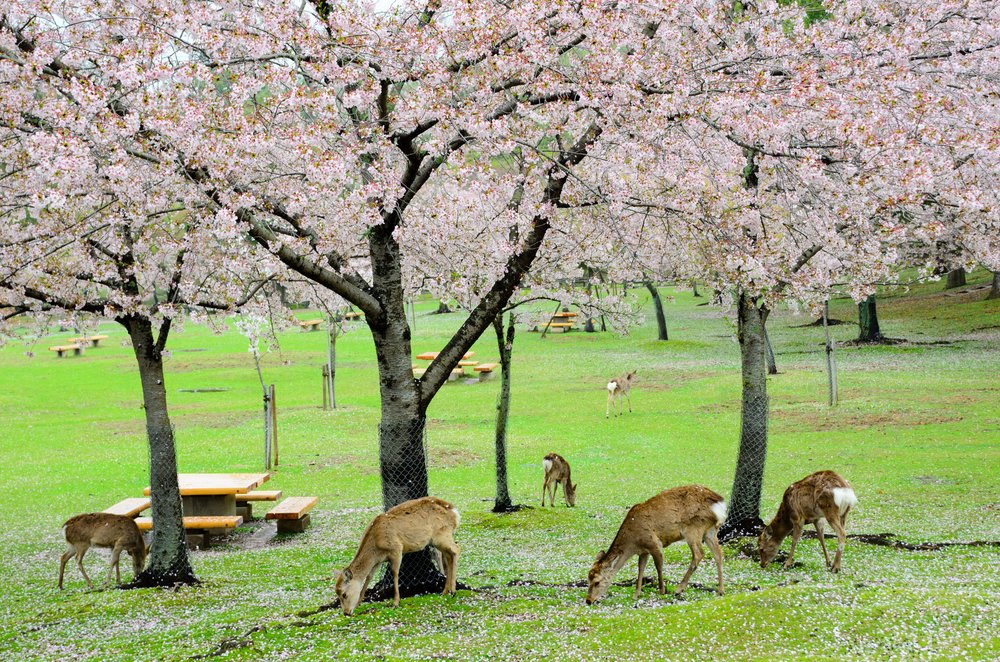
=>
[58,513,147,590]
[606,370,636,418]
[541,453,577,507]
[759,470,858,572]
[587,485,727,604]
[334,496,460,616]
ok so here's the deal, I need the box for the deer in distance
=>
[58,513,147,590]
[606,370,636,418]
[586,485,727,604]
[334,496,460,616]
[541,453,577,507]
[758,470,858,572]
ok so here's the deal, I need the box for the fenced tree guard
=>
[719,293,769,540]
[367,417,449,600]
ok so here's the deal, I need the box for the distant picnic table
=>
[68,334,109,347]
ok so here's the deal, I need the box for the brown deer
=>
[58,513,147,589]
[758,470,858,572]
[586,485,727,604]
[606,370,636,418]
[334,496,460,616]
[541,453,577,507]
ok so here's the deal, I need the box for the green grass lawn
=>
[0,273,997,660]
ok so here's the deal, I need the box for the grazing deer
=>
[586,485,727,604]
[334,496,460,616]
[541,453,577,507]
[759,470,858,572]
[606,370,636,418]
[58,513,147,590]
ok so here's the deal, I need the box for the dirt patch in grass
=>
[305,453,378,475]
[172,411,254,430]
[95,419,144,436]
[430,447,481,468]
[771,407,962,431]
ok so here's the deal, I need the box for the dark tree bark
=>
[433,300,453,314]
[244,122,602,599]
[945,267,967,290]
[988,272,1000,300]
[763,324,777,375]
[121,315,197,587]
[492,314,516,512]
[691,280,701,297]
[857,294,883,342]
[644,281,668,341]
[719,293,768,540]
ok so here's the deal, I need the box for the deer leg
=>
[825,510,848,573]
[625,389,632,413]
[606,390,612,418]
[650,545,665,595]
[359,565,378,604]
[705,528,724,595]
[676,536,704,596]
[390,548,403,607]
[541,477,548,506]
[634,553,648,599]
[58,548,75,589]
[783,522,804,569]
[815,518,831,569]
[75,545,94,589]
[438,538,460,595]
[108,542,126,585]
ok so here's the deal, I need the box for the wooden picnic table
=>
[415,351,474,361]
[68,334,109,347]
[144,473,270,518]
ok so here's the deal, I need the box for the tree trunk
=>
[492,314,515,512]
[121,316,197,587]
[763,325,777,375]
[945,267,966,290]
[719,293,768,540]
[988,272,1000,300]
[644,281,668,341]
[691,280,701,297]
[822,301,838,407]
[326,319,337,409]
[857,294,883,342]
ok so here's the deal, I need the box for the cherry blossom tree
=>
[4,0,996,588]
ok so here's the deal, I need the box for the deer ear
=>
[343,569,353,582]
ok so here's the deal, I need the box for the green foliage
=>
[0,273,997,659]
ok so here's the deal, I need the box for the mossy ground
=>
[0,273,997,660]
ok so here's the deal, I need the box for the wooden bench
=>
[457,360,479,367]
[541,322,574,331]
[68,334,109,347]
[235,490,283,520]
[342,311,363,320]
[266,496,317,533]
[298,319,322,331]
[49,344,82,357]
[103,498,151,518]
[474,363,499,379]
[134,515,243,549]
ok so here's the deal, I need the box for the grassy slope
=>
[0,272,997,660]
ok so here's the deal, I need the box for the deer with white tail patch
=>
[586,484,727,604]
[541,453,576,507]
[606,370,636,418]
[758,470,858,572]
[334,496,460,616]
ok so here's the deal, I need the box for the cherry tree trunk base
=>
[492,502,529,514]
[125,566,199,589]
[718,516,766,542]
[366,550,468,602]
